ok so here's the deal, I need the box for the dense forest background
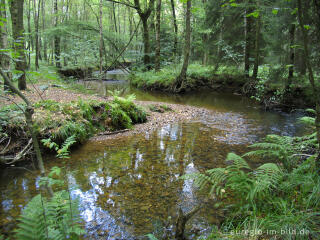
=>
[0,0,319,90]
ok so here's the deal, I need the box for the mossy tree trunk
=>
[9,0,27,90]
[133,0,155,69]
[0,0,10,91]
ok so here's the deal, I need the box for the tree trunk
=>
[9,0,27,90]
[155,0,161,71]
[287,23,295,88]
[174,0,191,92]
[244,5,252,78]
[27,0,31,68]
[142,17,151,68]
[34,0,42,70]
[54,0,61,68]
[0,0,10,91]
[42,0,47,61]
[170,0,178,57]
[297,0,320,169]
[252,15,261,79]
[99,0,103,78]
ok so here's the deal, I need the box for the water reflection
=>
[0,82,306,238]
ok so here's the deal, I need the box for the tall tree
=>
[244,2,253,78]
[41,0,47,61]
[54,0,61,68]
[252,10,261,79]
[133,0,155,68]
[0,0,10,90]
[170,0,178,57]
[154,0,161,71]
[174,0,191,92]
[9,0,27,90]
[34,0,42,69]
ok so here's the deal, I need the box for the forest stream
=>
[0,72,307,239]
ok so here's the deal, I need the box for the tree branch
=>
[105,0,137,9]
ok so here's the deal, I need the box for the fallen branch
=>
[0,136,11,154]
[1,138,33,165]
[98,129,130,136]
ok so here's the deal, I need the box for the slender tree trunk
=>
[297,0,320,169]
[155,0,161,71]
[42,0,47,61]
[244,3,253,78]
[112,2,118,33]
[99,0,103,78]
[170,0,178,57]
[252,15,261,79]
[54,0,61,68]
[0,0,10,91]
[174,0,191,92]
[10,0,27,90]
[287,23,295,88]
[34,0,42,70]
[27,0,31,68]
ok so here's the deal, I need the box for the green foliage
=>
[15,167,85,240]
[146,234,159,240]
[1,98,146,158]
[130,64,216,91]
[190,132,320,239]
[109,103,132,129]
[42,135,76,159]
[15,193,84,240]
[112,94,147,125]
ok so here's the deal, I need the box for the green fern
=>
[15,191,84,240]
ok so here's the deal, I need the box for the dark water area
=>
[0,72,307,239]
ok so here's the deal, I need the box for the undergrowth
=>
[0,95,146,161]
[184,112,320,240]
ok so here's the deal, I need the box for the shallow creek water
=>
[0,73,306,239]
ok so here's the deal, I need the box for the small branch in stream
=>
[97,129,130,136]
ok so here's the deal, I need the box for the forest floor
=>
[0,85,209,140]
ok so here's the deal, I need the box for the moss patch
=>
[0,97,147,159]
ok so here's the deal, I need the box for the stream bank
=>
[0,85,209,165]
[129,64,315,110]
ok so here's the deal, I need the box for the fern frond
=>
[226,153,251,170]
[299,116,315,126]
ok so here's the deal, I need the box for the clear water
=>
[0,72,306,239]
